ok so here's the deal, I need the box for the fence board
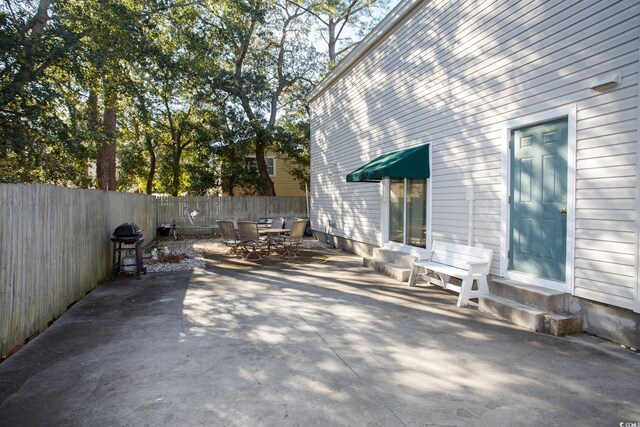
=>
[156,195,308,233]
[0,185,157,359]
[1,188,306,358]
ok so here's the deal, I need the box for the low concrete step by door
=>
[479,278,582,336]
[370,248,417,268]
[487,278,570,312]
[362,248,417,282]
[479,294,547,332]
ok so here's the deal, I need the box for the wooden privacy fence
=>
[0,189,308,358]
[0,184,157,359]
[156,196,309,231]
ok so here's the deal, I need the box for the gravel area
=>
[144,237,332,272]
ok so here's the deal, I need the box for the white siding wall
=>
[310,0,640,310]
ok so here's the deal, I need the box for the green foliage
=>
[0,0,390,193]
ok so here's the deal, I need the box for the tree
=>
[286,0,389,66]
[1,0,390,194]
[128,2,223,196]
[74,1,152,191]
[191,0,320,196]
[0,0,64,110]
[0,0,90,184]
[0,0,151,188]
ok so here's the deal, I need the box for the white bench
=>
[408,240,493,307]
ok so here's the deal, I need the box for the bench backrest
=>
[431,241,493,274]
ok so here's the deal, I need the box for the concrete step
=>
[479,294,547,332]
[363,257,412,282]
[544,313,583,336]
[489,278,570,312]
[371,248,417,269]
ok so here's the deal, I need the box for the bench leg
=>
[477,275,489,294]
[457,272,474,307]
[457,274,489,307]
[408,263,420,286]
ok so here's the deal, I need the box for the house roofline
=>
[308,0,423,103]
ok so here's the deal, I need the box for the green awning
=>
[346,144,430,183]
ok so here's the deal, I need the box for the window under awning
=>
[346,144,430,182]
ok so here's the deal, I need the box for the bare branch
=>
[335,0,360,40]
[283,0,329,26]
[335,42,356,57]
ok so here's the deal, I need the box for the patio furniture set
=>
[218,218,308,260]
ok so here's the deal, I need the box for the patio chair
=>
[268,218,286,247]
[283,217,298,233]
[237,221,266,260]
[281,220,306,258]
[257,218,273,228]
[218,220,241,255]
[271,217,285,229]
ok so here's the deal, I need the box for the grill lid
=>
[113,223,142,237]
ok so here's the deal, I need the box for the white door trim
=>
[500,105,577,293]
[636,43,640,313]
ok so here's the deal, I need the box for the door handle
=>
[560,208,567,215]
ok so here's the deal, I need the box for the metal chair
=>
[268,218,286,248]
[281,220,306,258]
[218,220,240,255]
[283,217,298,232]
[257,218,273,228]
[271,217,285,229]
[237,221,266,259]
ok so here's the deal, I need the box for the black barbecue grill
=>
[111,223,147,279]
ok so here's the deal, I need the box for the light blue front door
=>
[510,118,568,282]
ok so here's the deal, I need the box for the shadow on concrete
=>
[0,248,638,426]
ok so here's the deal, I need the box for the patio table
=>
[259,228,290,255]
[259,228,290,234]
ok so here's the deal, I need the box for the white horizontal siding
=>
[310,0,639,309]
[323,2,638,145]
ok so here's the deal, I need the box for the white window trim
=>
[267,157,276,177]
[499,105,577,294]
[246,156,276,177]
[380,178,389,245]
[380,176,432,257]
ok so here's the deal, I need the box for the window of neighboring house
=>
[245,156,276,177]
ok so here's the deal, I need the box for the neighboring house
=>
[309,0,640,345]
[225,152,307,196]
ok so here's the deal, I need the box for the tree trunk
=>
[145,133,156,195]
[255,141,276,196]
[88,89,99,133]
[328,19,337,66]
[171,146,182,196]
[0,0,54,110]
[88,88,103,189]
[24,0,52,35]
[97,86,117,191]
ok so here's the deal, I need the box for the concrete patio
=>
[0,248,638,426]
